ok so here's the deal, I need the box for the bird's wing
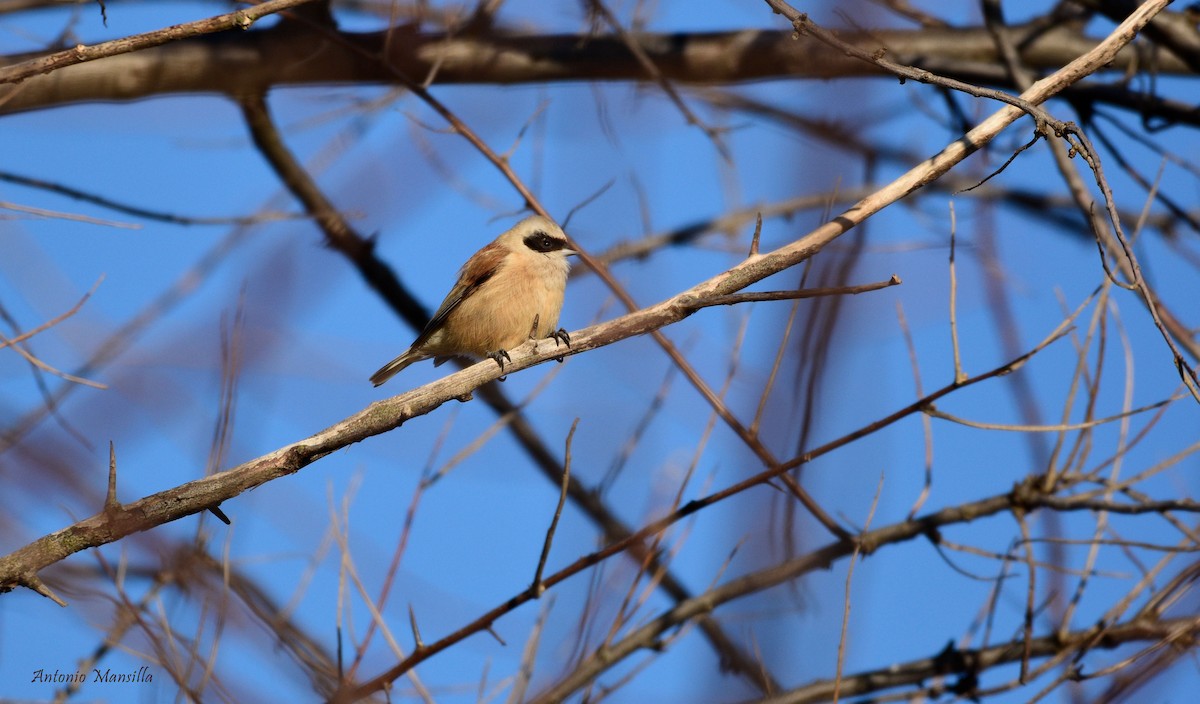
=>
[409,241,505,350]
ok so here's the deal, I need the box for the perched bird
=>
[370,215,575,386]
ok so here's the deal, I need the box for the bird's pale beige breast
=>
[441,256,566,356]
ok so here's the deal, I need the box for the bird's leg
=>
[486,349,512,381]
[527,314,541,352]
[548,328,571,363]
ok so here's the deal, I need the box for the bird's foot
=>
[548,328,571,348]
[549,328,570,363]
[487,349,512,380]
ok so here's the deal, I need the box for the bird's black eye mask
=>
[524,231,567,253]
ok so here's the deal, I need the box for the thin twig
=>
[833,472,884,703]
[0,200,139,228]
[750,287,803,438]
[0,326,107,389]
[948,201,966,383]
[896,301,934,519]
[0,170,298,226]
[507,597,554,704]
[587,0,730,159]
[923,394,1182,432]
[1015,506,1036,683]
[533,419,578,596]
[0,0,317,85]
[698,275,901,308]
[0,275,102,349]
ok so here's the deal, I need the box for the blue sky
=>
[1,1,1198,702]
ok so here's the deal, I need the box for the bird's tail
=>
[370,350,418,387]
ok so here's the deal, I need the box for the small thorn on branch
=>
[24,573,67,607]
[408,603,424,649]
[105,440,120,513]
[748,212,763,257]
[486,625,506,646]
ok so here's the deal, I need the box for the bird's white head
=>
[496,215,575,266]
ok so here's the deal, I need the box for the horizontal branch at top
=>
[0,18,1189,114]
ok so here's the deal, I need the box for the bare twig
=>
[533,419,578,596]
[896,301,934,519]
[507,597,553,704]
[750,286,803,438]
[0,170,299,226]
[833,473,884,703]
[0,326,106,389]
[0,274,102,351]
[948,201,966,383]
[923,394,1182,432]
[698,275,901,308]
[0,0,318,85]
[587,0,730,159]
[0,200,139,228]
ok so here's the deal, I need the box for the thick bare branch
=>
[0,20,1191,114]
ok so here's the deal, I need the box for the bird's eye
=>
[524,231,562,253]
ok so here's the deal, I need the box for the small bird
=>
[370,215,575,386]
